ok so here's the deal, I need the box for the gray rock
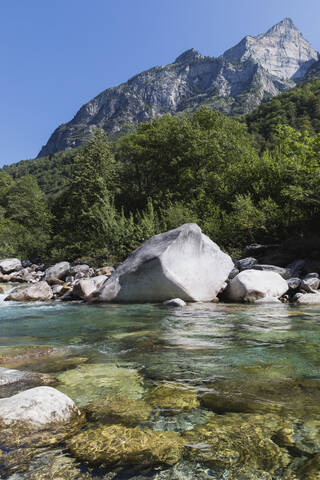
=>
[238,257,257,271]
[164,298,186,307]
[45,262,70,284]
[225,269,288,303]
[72,275,108,300]
[228,267,240,279]
[92,224,233,303]
[70,264,91,276]
[38,19,317,157]
[251,264,291,279]
[0,258,22,274]
[294,293,320,305]
[5,281,53,302]
[287,277,301,290]
[301,277,320,292]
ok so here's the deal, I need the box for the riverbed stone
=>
[45,262,70,284]
[237,257,257,270]
[57,363,145,406]
[86,394,152,426]
[0,258,22,274]
[301,276,320,292]
[0,366,55,397]
[91,223,233,303]
[0,386,83,448]
[5,281,53,302]
[225,269,288,302]
[183,413,290,473]
[145,382,200,413]
[67,424,184,467]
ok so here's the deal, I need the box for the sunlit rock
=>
[5,281,53,302]
[67,424,184,467]
[0,258,22,274]
[91,224,233,303]
[145,382,200,413]
[45,262,70,284]
[0,386,83,448]
[57,363,145,406]
[86,394,152,426]
[225,269,288,302]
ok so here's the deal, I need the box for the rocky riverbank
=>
[2,224,320,305]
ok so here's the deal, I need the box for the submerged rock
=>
[57,363,145,406]
[145,383,200,413]
[5,281,53,301]
[90,223,233,303]
[0,366,55,397]
[0,386,83,448]
[184,413,290,473]
[67,424,185,467]
[225,269,288,302]
[86,394,152,426]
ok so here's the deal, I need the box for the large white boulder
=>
[225,269,288,303]
[90,224,233,303]
[0,386,83,447]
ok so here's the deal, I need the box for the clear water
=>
[1,300,320,479]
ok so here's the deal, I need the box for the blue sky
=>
[0,0,319,166]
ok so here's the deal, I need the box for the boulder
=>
[295,293,320,305]
[287,277,301,290]
[225,270,288,303]
[164,298,186,307]
[251,264,291,279]
[70,264,91,276]
[301,277,320,292]
[91,224,233,303]
[0,366,54,389]
[5,281,53,302]
[67,424,184,467]
[45,261,70,284]
[0,386,83,447]
[0,258,22,274]
[237,257,257,271]
[72,275,107,300]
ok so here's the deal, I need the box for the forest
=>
[1,78,320,264]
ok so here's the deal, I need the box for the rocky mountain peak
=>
[223,18,318,79]
[174,48,204,64]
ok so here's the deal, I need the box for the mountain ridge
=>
[38,18,319,157]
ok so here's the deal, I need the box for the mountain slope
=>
[37,19,318,156]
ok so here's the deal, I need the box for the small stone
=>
[238,257,257,271]
[164,298,186,307]
[288,277,301,290]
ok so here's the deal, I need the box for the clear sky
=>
[0,0,319,166]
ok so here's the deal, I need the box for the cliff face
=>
[38,18,319,157]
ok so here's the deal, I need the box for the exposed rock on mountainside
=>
[38,18,319,157]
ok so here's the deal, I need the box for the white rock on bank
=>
[91,224,234,303]
[225,269,288,303]
[72,275,107,300]
[0,258,22,274]
[5,281,53,301]
[295,293,320,305]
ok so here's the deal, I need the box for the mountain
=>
[38,18,319,157]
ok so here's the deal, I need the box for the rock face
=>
[0,386,83,447]
[5,281,53,302]
[38,19,319,157]
[225,269,288,302]
[91,224,233,303]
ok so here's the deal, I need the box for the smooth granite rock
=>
[91,224,233,303]
[225,270,288,302]
[5,281,53,302]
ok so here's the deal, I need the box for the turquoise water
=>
[1,300,320,478]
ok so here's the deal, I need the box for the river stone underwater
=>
[1,300,320,479]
